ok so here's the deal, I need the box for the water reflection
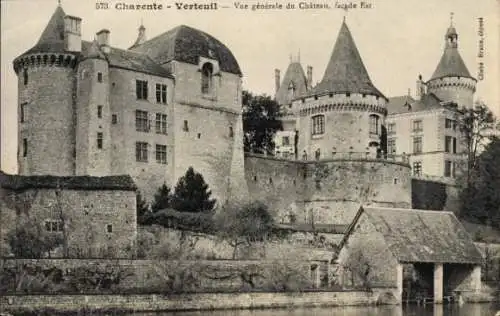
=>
[128,304,498,316]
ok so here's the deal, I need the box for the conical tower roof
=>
[23,5,67,55]
[311,21,385,99]
[275,61,309,105]
[429,25,473,80]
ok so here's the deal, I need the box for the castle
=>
[2,4,477,256]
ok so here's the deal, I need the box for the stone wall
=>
[0,180,136,259]
[0,290,385,313]
[244,154,411,225]
[337,214,400,289]
[18,63,76,175]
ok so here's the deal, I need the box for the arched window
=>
[201,63,213,94]
[369,114,379,135]
[311,115,325,136]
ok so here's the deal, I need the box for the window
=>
[445,136,457,154]
[156,84,167,104]
[22,138,27,157]
[112,114,117,124]
[135,110,149,132]
[315,148,321,160]
[135,142,148,162]
[106,224,113,233]
[156,144,167,164]
[183,120,189,132]
[229,126,234,138]
[97,72,103,83]
[97,132,103,149]
[201,63,213,94]
[412,120,423,132]
[445,118,453,129]
[387,138,396,155]
[311,115,325,136]
[445,136,452,153]
[369,114,379,135]
[155,113,167,134]
[136,80,148,100]
[387,123,396,135]
[97,105,103,119]
[413,161,422,177]
[413,136,423,153]
[45,220,63,232]
[444,160,453,177]
[20,102,27,123]
[23,68,28,85]
[282,136,290,146]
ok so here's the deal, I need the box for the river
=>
[130,303,499,316]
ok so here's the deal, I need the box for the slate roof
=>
[130,25,242,76]
[80,41,172,78]
[343,206,483,264]
[387,93,443,115]
[20,5,67,55]
[275,62,309,106]
[15,6,172,78]
[0,171,137,191]
[429,26,473,81]
[309,21,386,100]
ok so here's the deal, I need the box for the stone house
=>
[0,171,137,258]
[337,206,484,303]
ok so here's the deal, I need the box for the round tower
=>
[426,17,476,108]
[295,21,388,158]
[13,6,80,175]
[75,35,111,176]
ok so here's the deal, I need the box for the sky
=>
[1,0,499,173]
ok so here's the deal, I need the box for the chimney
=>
[415,74,426,100]
[307,66,313,89]
[96,29,110,54]
[64,15,82,52]
[275,69,281,95]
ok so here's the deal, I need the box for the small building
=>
[337,206,483,304]
[0,171,137,258]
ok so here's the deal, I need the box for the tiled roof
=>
[310,21,386,100]
[344,206,483,264]
[275,62,309,106]
[0,171,137,191]
[130,25,242,76]
[81,41,172,78]
[387,93,443,115]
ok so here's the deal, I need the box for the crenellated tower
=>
[295,21,388,158]
[13,5,80,175]
[426,17,476,108]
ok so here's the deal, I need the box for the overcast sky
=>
[1,0,499,173]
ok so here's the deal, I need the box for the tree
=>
[136,191,149,224]
[456,101,497,187]
[459,137,500,228]
[171,167,216,213]
[151,183,171,213]
[242,90,283,154]
[215,201,274,259]
[7,215,63,259]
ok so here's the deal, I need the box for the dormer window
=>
[288,82,295,99]
[201,63,214,94]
